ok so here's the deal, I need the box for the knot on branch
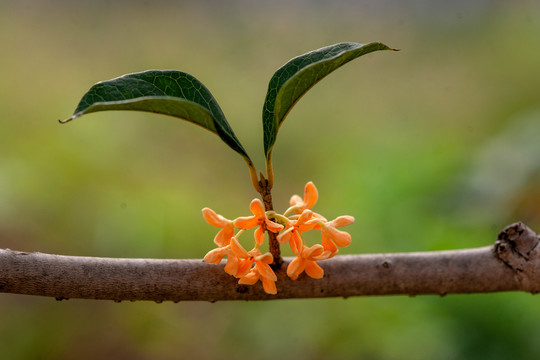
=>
[495,222,540,292]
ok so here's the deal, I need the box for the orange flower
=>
[229,237,277,294]
[203,180,355,294]
[238,261,278,295]
[287,244,330,280]
[234,199,284,246]
[277,209,316,254]
[289,181,318,214]
[319,215,355,257]
[202,208,235,247]
[203,240,242,276]
[203,246,229,264]
[228,237,272,275]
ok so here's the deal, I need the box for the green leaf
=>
[262,42,396,158]
[62,70,251,162]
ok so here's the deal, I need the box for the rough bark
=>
[0,222,539,302]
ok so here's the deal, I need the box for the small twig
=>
[257,174,282,266]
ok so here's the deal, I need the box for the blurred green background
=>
[1,0,540,358]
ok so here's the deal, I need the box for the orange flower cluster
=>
[203,182,354,295]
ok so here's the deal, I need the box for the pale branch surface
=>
[0,222,539,302]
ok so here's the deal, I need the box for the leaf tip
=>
[58,115,78,124]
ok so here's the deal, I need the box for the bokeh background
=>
[1,0,540,358]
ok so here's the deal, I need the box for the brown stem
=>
[2,223,540,301]
[257,174,282,269]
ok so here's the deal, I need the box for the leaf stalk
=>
[265,151,274,190]
[246,160,262,193]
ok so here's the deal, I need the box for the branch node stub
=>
[495,222,540,292]
[496,222,540,259]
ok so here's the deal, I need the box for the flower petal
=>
[306,213,327,230]
[214,225,235,247]
[304,244,324,259]
[256,261,277,281]
[230,237,249,258]
[202,208,230,227]
[331,215,355,228]
[249,198,266,218]
[289,194,303,207]
[303,181,318,209]
[277,227,294,244]
[254,225,265,246]
[297,209,313,225]
[203,247,227,264]
[247,248,262,258]
[289,232,303,256]
[305,260,324,279]
[235,259,254,278]
[261,277,277,295]
[234,216,258,230]
[327,227,352,247]
[238,269,259,285]
[313,250,334,261]
[321,231,338,254]
[264,218,284,233]
[224,255,239,276]
[287,256,305,280]
[255,252,273,264]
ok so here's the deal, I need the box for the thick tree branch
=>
[1,222,539,302]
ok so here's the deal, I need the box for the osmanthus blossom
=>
[202,208,241,276]
[202,208,235,247]
[285,181,329,229]
[202,181,354,295]
[239,265,278,295]
[203,235,278,294]
[234,199,284,246]
[203,243,239,276]
[319,216,355,257]
[234,244,278,295]
[277,209,317,254]
[228,237,272,276]
[288,181,318,214]
[230,237,278,294]
[287,244,330,280]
